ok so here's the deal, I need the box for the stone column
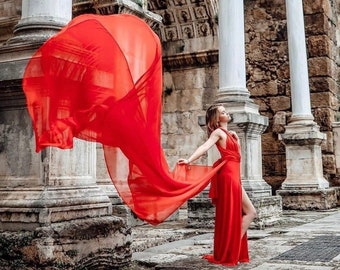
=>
[217,0,249,102]
[216,0,271,197]
[0,1,130,268]
[277,0,337,210]
[188,0,282,228]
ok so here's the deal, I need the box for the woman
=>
[178,104,257,266]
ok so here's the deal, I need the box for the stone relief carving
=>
[182,24,194,38]
[178,9,191,22]
[173,0,188,5]
[165,26,179,40]
[149,0,217,42]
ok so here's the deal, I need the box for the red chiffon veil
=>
[23,14,222,225]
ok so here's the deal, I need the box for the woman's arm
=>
[178,129,222,164]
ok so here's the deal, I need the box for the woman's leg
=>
[241,186,257,238]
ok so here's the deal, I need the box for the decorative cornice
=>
[72,0,162,30]
[162,49,218,71]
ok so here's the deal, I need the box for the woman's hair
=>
[206,104,223,136]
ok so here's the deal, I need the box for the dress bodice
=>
[216,128,241,162]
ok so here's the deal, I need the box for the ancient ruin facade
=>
[0,0,340,268]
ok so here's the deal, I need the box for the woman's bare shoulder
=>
[211,128,227,138]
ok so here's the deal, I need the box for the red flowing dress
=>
[22,14,225,225]
[203,129,249,266]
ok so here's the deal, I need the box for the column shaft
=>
[218,0,249,101]
[286,0,313,122]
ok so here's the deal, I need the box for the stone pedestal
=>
[278,123,337,209]
[251,196,282,228]
[277,188,337,210]
[279,124,328,190]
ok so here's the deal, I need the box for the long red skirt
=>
[203,132,249,266]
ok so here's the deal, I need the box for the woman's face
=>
[218,106,231,123]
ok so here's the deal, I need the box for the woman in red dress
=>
[23,14,256,265]
[178,104,257,266]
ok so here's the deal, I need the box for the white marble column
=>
[217,0,250,102]
[8,0,72,44]
[279,0,329,191]
[286,0,314,124]
[216,0,271,197]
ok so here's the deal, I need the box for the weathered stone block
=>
[0,216,131,269]
[269,96,291,112]
[307,35,332,57]
[277,188,338,210]
[311,91,337,108]
[322,154,336,175]
[250,80,279,96]
[309,77,338,94]
[304,0,334,19]
[187,192,215,229]
[314,107,336,131]
[304,13,329,35]
[251,196,282,228]
[321,130,334,153]
[308,57,333,77]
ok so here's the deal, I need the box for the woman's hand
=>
[177,158,190,165]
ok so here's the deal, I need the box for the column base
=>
[0,216,131,269]
[242,180,272,198]
[276,188,338,210]
[279,122,328,189]
[251,195,282,229]
[0,187,112,231]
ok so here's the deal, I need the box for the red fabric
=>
[203,129,249,266]
[22,14,225,225]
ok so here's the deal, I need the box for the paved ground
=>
[128,207,340,269]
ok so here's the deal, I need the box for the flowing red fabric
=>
[22,14,224,225]
[203,129,249,266]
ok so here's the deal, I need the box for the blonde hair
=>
[206,104,223,136]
